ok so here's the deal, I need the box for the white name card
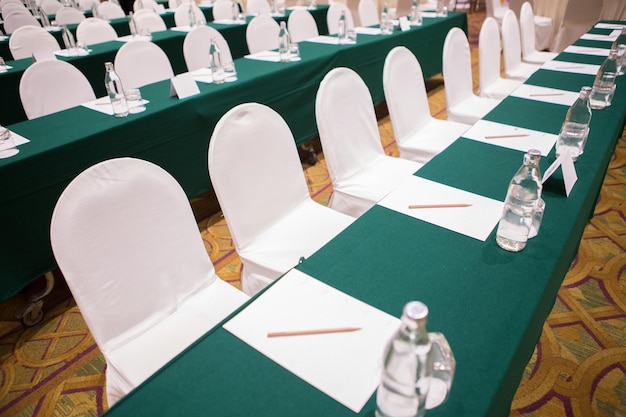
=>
[170,73,200,99]
[398,16,410,32]
[542,150,578,196]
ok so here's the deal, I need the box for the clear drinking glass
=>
[125,88,145,113]
[289,43,300,60]
[0,126,19,158]
[223,62,237,81]
[347,28,357,43]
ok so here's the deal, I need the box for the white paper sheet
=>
[580,32,620,42]
[420,11,437,17]
[377,176,504,241]
[54,48,91,57]
[169,26,194,32]
[540,60,600,75]
[0,64,13,73]
[244,50,301,62]
[115,34,153,42]
[82,97,150,115]
[595,23,625,30]
[223,269,400,413]
[563,45,610,56]
[461,119,557,156]
[212,18,246,25]
[355,26,382,35]
[0,130,29,152]
[510,84,580,107]
[303,35,339,44]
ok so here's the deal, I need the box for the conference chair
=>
[208,103,355,295]
[133,0,158,11]
[383,47,470,164]
[3,10,41,33]
[442,27,499,124]
[315,67,422,217]
[485,0,507,24]
[168,0,188,9]
[478,17,522,99]
[510,0,552,51]
[77,0,100,11]
[50,157,249,406]
[246,0,270,15]
[55,6,86,25]
[9,25,58,59]
[76,18,118,45]
[358,0,379,27]
[39,0,63,14]
[518,2,557,63]
[0,0,22,8]
[183,25,233,71]
[287,8,318,42]
[212,0,235,20]
[551,0,604,53]
[97,1,126,19]
[133,8,167,32]
[114,40,174,88]
[19,60,96,119]
[1,1,28,16]
[173,2,204,26]
[245,15,280,54]
[501,10,541,81]
[326,2,354,35]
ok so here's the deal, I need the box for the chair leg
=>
[16,272,55,326]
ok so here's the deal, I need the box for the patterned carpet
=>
[1,9,626,417]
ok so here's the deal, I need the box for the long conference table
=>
[0,12,468,304]
[101,21,626,417]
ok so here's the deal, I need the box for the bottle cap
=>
[527,149,541,157]
[403,301,429,321]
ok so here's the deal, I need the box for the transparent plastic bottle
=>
[61,24,77,54]
[104,62,129,117]
[278,21,290,62]
[615,44,626,77]
[409,0,422,25]
[231,1,239,20]
[128,11,138,37]
[188,3,197,27]
[590,49,618,109]
[376,301,433,417]
[555,86,592,161]
[337,9,347,44]
[496,149,543,252]
[209,38,224,84]
[381,2,392,34]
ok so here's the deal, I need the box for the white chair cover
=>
[208,103,354,295]
[519,2,557,63]
[114,40,174,88]
[212,0,235,20]
[485,0,507,23]
[383,47,469,163]
[501,9,541,81]
[133,0,158,11]
[3,11,41,33]
[168,0,190,9]
[97,1,126,19]
[9,25,58,58]
[50,157,249,405]
[442,27,500,124]
[76,17,118,44]
[133,8,167,32]
[551,0,604,53]
[326,2,354,34]
[315,67,422,217]
[183,25,233,70]
[0,0,22,8]
[478,17,523,99]
[19,60,96,119]
[173,3,205,26]
[77,0,99,11]
[55,6,86,25]
[245,15,280,54]
[245,0,270,15]
[358,0,378,27]
[1,1,28,16]
[287,8,318,42]
[510,0,552,51]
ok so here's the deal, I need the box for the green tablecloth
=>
[102,21,626,417]
[0,12,468,303]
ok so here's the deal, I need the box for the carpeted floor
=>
[1,8,625,417]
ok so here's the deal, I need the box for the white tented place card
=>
[563,45,610,56]
[461,119,558,156]
[510,84,580,107]
[170,73,200,99]
[542,150,578,196]
[354,26,382,35]
[303,35,339,44]
[541,60,600,76]
[32,50,57,62]
[377,176,504,241]
[223,269,400,413]
[398,16,410,32]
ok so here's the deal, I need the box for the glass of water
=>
[125,88,146,113]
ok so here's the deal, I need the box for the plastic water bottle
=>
[104,62,129,117]
[128,11,138,36]
[209,38,224,84]
[590,49,618,109]
[231,1,239,20]
[555,86,592,161]
[337,9,347,44]
[496,149,542,252]
[61,24,77,54]
[381,2,392,34]
[409,0,422,25]
[278,21,290,62]
[616,44,626,76]
[376,301,433,417]
[188,3,197,27]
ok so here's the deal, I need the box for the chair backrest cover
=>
[287,8,318,42]
[442,27,474,108]
[173,3,204,26]
[19,60,96,119]
[1,1,28,16]
[315,67,385,185]
[383,46,432,146]
[55,6,86,25]
[114,40,174,88]
[133,8,167,31]
[97,1,126,18]
[50,157,219,356]
[168,0,189,9]
[245,15,280,54]
[478,17,502,89]
[212,0,234,19]
[39,0,64,13]
[246,0,270,15]
[519,2,537,58]
[9,25,58,58]
[183,25,233,70]
[326,2,354,34]
[76,17,118,45]
[133,0,157,11]
[0,0,23,8]
[3,10,41,33]
[208,103,312,251]
[358,0,378,27]
[501,9,522,72]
